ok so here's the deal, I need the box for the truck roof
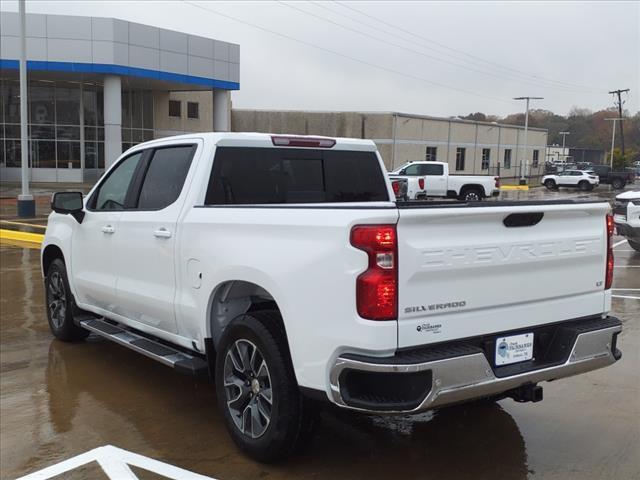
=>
[137,132,379,152]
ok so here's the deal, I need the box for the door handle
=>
[153,228,172,239]
[101,225,115,234]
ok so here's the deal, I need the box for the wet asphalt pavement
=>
[1,185,639,479]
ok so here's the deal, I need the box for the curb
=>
[0,228,44,245]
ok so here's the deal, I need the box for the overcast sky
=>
[1,0,638,117]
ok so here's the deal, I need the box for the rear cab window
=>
[205,147,389,204]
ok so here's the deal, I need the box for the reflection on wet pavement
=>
[1,185,639,480]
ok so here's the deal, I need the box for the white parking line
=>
[613,239,628,248]
[16,445,215,480]
[614,266,640,268]
[612,295,640,300]
[612,288,640,291]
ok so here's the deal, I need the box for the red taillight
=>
[271,135,336,148]
[350,225,398,320]
[605,214,614,289]
[418,178,425,190]
[495,176,500,188]
[392,180,401,195]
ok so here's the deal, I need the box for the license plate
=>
[614,214,626,223]
[495,333,534,366]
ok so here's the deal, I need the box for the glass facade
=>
[0,77,154,179]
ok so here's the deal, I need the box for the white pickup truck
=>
[43,133,621,462]
[613,190,640,251]
[389,161,500,201]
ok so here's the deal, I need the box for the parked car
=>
[542,170,599,191]
[589,165,634,189]
[42,133,621,462]
[389,161,500,201]
[613,190,640,252]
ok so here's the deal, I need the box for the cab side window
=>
[137,145,195,210]
[93,152,143,211]
[403,164,421,175]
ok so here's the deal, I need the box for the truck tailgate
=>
[396,201,610,348]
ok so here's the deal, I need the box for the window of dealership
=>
[0,78,157,182]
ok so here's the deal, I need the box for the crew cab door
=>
[72,151,144,312]
[112,142,199,334]
[419,163,447,196]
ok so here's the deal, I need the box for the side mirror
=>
[51,191,85,223]
[399,169,406,175]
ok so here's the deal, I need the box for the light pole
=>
[605,118,626,168]
[514,96,543,185]
[17,0,35,218]
[559,131,570,160]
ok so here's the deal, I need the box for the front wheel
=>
[215,311,316,462]
[629,240,640,252]
[544,179,557,190]
[45,259,90,342]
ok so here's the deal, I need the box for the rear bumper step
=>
[80,318,208,376]
[329,316,622,413]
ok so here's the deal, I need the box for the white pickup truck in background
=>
[613,190,640,251]
[389,161,501,201]
[42,133,621,462]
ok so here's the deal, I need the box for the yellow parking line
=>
[500,185,530,191]
[0,228,44,245]
[0,220,47,229]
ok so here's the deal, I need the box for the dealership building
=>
[0,11,239,183]
[232,110,548,179]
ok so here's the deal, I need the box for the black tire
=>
[45,258,90,342]
[629,240,640,252]
[459,188,483,202]
[544,179,557,190]
[215,311,316,462]
[578,180,591,191]
[611,178,624,190]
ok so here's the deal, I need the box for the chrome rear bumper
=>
[329,318,621,414]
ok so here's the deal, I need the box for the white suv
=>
[542,170,599,191]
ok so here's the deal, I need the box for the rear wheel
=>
[215,311,316,462]
[611,178,624,189]
[629,240,640,252]
[544,179,557,190]
[578,181,591,191]
[459,188,483,202]
[45,259,90,342]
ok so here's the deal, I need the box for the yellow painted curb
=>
[500,185,530,191]
[0,228,44,245]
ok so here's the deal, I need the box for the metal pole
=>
[17,0,35,218]
[610,120,616,168]
[514,96,543,185]
[521,98,529,182]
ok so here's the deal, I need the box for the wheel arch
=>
[460,183,486,197]
[206,280,287,350]
[42,243,65,277]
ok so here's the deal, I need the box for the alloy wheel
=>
[223,339,273,438]
[47,271,67,329]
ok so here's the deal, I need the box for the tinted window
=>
[94,152,142,210]
[205,147,388,204]
[403,164,421,175]
[419,163,443,175]
[137,146,195,210]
